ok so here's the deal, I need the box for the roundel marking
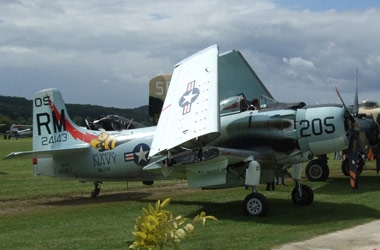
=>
[133,143,150,166]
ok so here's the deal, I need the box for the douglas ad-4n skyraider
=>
[4,45,368,217]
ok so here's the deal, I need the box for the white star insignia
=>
[182,90,197,105]
[135,146,149,164]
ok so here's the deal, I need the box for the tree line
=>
[0,94,153,133]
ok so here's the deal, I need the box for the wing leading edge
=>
[149,45,220,157]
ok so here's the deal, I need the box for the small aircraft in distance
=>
[3,45,373,216]
[5,124,33,139]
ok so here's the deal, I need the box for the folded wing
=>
[149,45,220,156]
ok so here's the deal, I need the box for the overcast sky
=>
[1,0,380,108]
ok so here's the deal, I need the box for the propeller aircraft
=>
[359,100,380,124]
[3,45,370,216]
[303,69,380,182]
[336,69,380,184]
[5,124,33,139]
[86,115,144,131]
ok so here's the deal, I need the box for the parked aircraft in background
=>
[85,115,144,131]
[359,100,380,124]
[3,45,373,216]
[149,74,171,124]
[5,124,33,139]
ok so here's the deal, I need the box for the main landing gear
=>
[243,160,270,217]
[243,189,269,217]
[291,181,314,205]
[243,162,314,217]
[91,181,102,198]
[243,182,314,217]
[305,156,329,182]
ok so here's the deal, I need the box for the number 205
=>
[299,117,335,137]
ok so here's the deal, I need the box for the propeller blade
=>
[370,113,380,174]
[335,86,356,123]
[335,83,366,189]
[377,134,380,175]
[377,150,380,175]
[353,68,359,116]
[358,131,375,161]
[335,86,350,113]
[348,132,359,189]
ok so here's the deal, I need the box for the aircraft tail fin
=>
[148,74,172,124]
[32,88,98,152]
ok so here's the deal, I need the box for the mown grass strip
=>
[1,138,380,249]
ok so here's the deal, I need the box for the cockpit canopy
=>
[220,94,278,115]
[220,96,244,114]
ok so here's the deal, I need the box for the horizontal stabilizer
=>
[3,143,90,159]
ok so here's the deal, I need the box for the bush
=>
[129,198,217,250]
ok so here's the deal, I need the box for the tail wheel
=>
[291,184,314,205]
[243,193,269,217]
[91,181,101,198]
[305,159,329,181]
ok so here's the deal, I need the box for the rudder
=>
[32,88,97,151]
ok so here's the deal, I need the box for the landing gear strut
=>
[292,163,314,205]
[291,180,314,205]
[91,181,102,198]
[243,160,269,217]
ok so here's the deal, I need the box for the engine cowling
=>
[296,105,348,155]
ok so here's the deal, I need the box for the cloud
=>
[0,0,380,108]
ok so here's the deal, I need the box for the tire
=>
[243,193,269,217]
[305,159,329,181]
[341,158,350,176]
[291,184,314,205]
[341,157,364,176]
[91,188,100,198]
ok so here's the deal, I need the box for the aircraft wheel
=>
[91,182,101,198]
[341,157,364,176]
[341,158,350,176]
[291,185,314,206]
[243,193,269,217]
[305,159,329,182]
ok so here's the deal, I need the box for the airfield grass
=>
[1,138,380,250]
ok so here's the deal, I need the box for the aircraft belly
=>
[259,166,276,183]
[186,157,228,188]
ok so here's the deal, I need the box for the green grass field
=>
[1,138,380,250]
